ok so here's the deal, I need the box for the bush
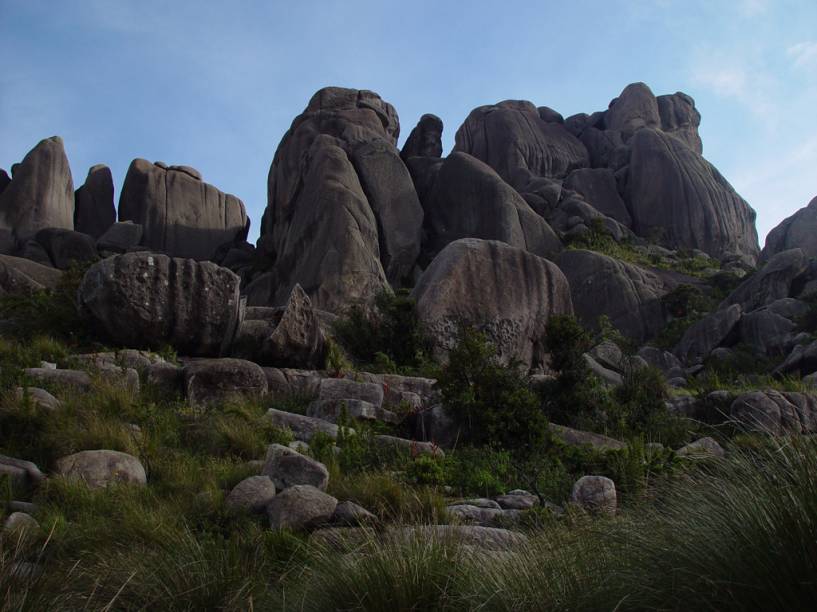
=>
[437,327,548,453]
[332,289,433,373]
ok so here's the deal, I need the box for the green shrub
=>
[437,327,548,453]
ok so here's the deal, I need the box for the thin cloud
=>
[690,58,775,120]
[787,41,817,69]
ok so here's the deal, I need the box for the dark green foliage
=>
[437,327,548,453]
[332,289,433,374]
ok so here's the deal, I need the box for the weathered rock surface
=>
[400,113,443,160]
[677,437,725,458]
[318,378,384,408]
[33,228,99,269]
[55,450,146,489]
[232,284,326,368]
[730,390,817,435]
[625,128,758,262]
[557,249,669,342]
[78,253,242,356]
[413,238,573,368]
[606,82,661,139]
[389,525,527,551]
[266,408,348,442]
[225,476,276,513]
[14,387,61,412]
[0,455,45,488]
[0,254,62,295]
[374,435,442,457]
[118,159,248,261]
[3,512,39,536]
[267,484,337,530]
[74,164,115,238]
[332,501,377,526]
[722,249,808,312]
[563,168,631,226]
[262,443,329,491]
[774,340,817,378]
[307,399,398,424]
[674,304,742,365]
[0,137,74,245]
[453,100,589,189]
[570,475,617,514]
[96,221,143,253]
[424,152,561,259]
[183,358,267,405]
[549,423,626,451]
[657,92,703,154]
[761,196,817,263]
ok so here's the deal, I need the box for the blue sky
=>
[1,0,816,244]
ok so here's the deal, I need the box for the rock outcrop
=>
[412,238,573,369]
[74,164,115,238]
[78,252,242,356]
[118,159,249,261]
[761,196,817,263]
[401,113,443,160]
[0,136,74,247]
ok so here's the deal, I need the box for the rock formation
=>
[74,164,115,238]
[118,159,249,261]
[401,113,443,160]
[761,196,817,263]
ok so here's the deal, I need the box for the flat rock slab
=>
[318,378,384,408]
[55,450,146,489]
[388,525,528,552]
[225,476,276,513]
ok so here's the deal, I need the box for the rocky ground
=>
[1,82,816,609]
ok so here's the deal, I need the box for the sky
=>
[1,0,816,245]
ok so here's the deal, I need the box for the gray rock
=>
[145,362,184,397]
[584,354,624,386]
[389,525,527,551]
[401,113,443,160]
[563,168,631,226]
[423,152,562,260]
[71,349,164,372]
[638,346,684,377]
[74,164,115,238]
[183,358,267,405]
[453,99,589,188]
[549,423,626,451]
[558,249,669,343]
[412,238,573,369]
[578,126,625,169]
[332,500,377,526]
[449,498,502,510]
[589,341,626,373]
[494,493,537,510]
[657,92,703,154]
[23,367,92,390]
[266,408,348,442]
[0,455,45,488]
[674,304,742,365]
[267,484,338,531]
[626,128,758,262]
[373,435,443,457]
[318,378,384,408]
[232,284,326,368]
[32,228,99,269]
[774,340,817,377]
[307,399,398,425]
[447,504,503,525]
[225,475,276,513]
[0,136,74,243]
[677,437,725,458]
[3,512,39,536]
[118,159,248,261]
[606,82,661,139]
[570,475,617,515]
[262,444,329,491]
[14,387,60,412]
[0,254,62,296]
[721,249,808,312]
[55,450,146,489]
[96,221,143,253]
[78,253,242,357]
[730,390,817,434]
[740,308,796,357]
[416,404,460,449]
[760,196,817,263]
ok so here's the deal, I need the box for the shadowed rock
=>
[413,238,573,369]
[0,254,62,295]
[657,92,703,153]
[0,136,74,246]
[563,167,631,226]
[401,113,443,160]
[761,196,817,263]
[606,82,661,139]
[119,159,248,261]
[74,164,115,238]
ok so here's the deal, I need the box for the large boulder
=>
[183,358,268,405]
[674,304,742,365]
[232,284,326,368]
[74,164,115,238]
[760,196,817,263]
[0,136,74,245]
[730,390,817,435]
[625,128,759,262]
[423,152,562,259]
[0,254,62,295]
[78,253,242,356]
[606,82,661,138]
[225,476,276,513]
[400,113,443,160]
[261,444,329,491]
[118,159,249,261]
[721,249,808,312]
[266,484,338,531]
[55,450,146,489]
[33,228,99,269]
[253,87,418,308]
[563,168,632,226]
[96,221,143,253]
[657,92,703,154]
[453,99,589,189]
[570,475,617,515]
[412,238,573,369]
[557,250,669,343]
